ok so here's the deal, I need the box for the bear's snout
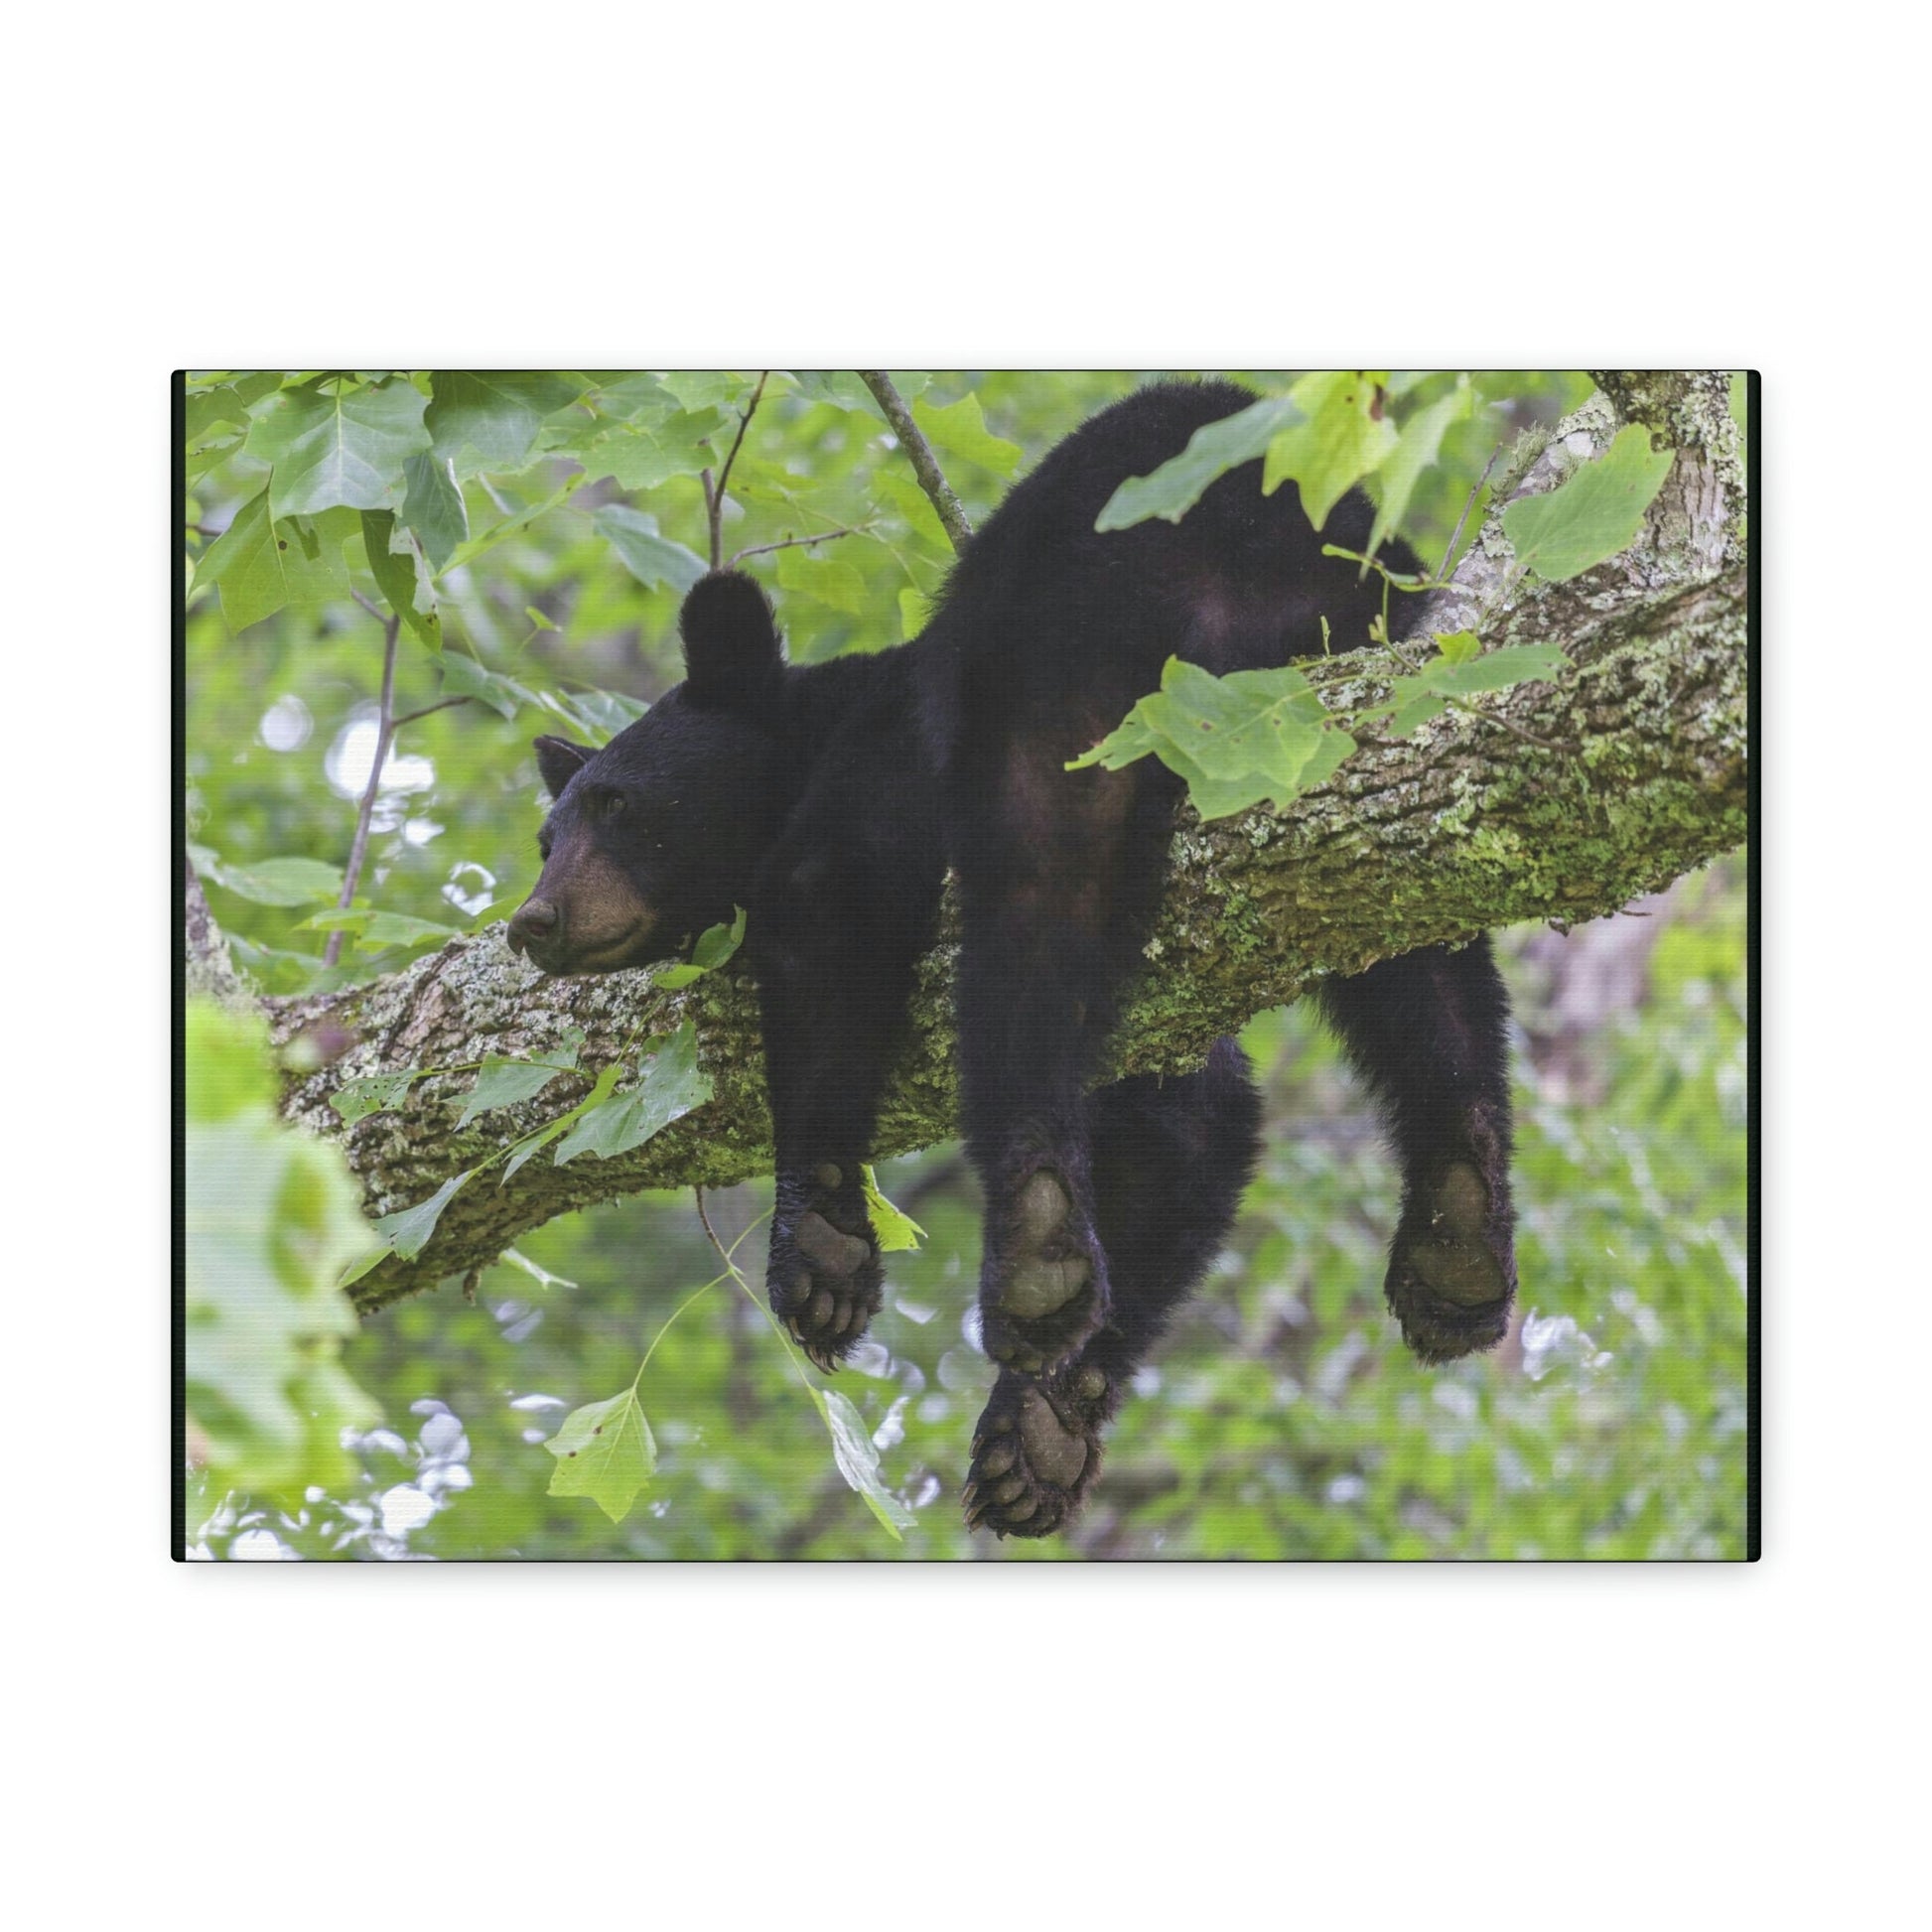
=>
[506,897,560,958]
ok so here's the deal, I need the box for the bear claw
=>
[963,1364,1113,1539]
[769,1173,883,1371]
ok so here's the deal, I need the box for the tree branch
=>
[728,524,866,567]
[324,611,401,969]
[185,855,247,1007]
[857,371,973,554]
[705,371,768,569]
[244,374,1746,1314]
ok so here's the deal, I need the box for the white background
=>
[5,4,1916,1925]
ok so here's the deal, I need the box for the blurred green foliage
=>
[183,370,1745,1561]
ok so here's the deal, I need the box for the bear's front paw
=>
[1385,1160,1516,1364]
[963,1360,1115,1539]
[768,1164,883,1372]
[978,1169,1110,1377]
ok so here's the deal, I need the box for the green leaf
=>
[789,370,880,412]
[1095,395,1302,531]
[206,853,345,907]
[1375,683,1449,739]
[438,473,589,578]
[185,999,379,1498]
[299,907,466,949]
[775,544,868,615]
[366,910,467,949]
[653,908,746,989]
[185,384,253,442]
[195,489,287,631]
[860,1166,926,1252]
[1501,424,1675,581]
[810,1387,912,1539]
[401,452,470,571]
[360,509,441,649]
[1366,379,1474,557]
[244,379,432,517]
[592,505,709,594]
[503,1063,621,1181]
[1262,372,1397,530]
[1425,641,1567,696]
[579,407,727,489]
[500,1120,572,1183]
[553,1023,713,1165]
[455,1031,585,1129]
[541,686,649,744]
[330,1069,426,1125]
[546,1390,657,1522]
[1360,640,1568,741]
[1069,657,1352,820]
[438,650,531,720]
[185,999,279,1122]
[690,905,747,971]
[655,371,743,412]
[582,372,679,422]
[911,392,1021,478]
[426,371,585,476]
[373,1169,474,1260]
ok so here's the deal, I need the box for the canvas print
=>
[179,370,1752,1560]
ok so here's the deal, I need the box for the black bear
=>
[508,379,1517,1538]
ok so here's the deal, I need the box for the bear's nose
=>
[507,898,560,954]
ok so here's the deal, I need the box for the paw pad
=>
[963,1367,1111,1539]
[1386,1161,1516,1363]
[982,1171,1108,1376]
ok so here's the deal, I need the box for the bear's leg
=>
[964,1038,1262,1537]
[953,750,1179,1378]
[753,840,943,1371]
[1317,938,1517,1363]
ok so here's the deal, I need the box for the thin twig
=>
[695,1184,722,1259]
[1447,696,1573,752]
[706,371,769,570]
[1438,441,1504,581]
[324,611,401,968]
[349,588,387,623]
[857,370,973,555]
[391,695,474,729]
[727,523,867,567]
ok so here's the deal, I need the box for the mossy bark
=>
[246,372,1748,1313]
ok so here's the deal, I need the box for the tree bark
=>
[240,372,1747,1312]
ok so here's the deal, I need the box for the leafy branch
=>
[858,369,974,554]
[700,369,769,570]
[324,603,400,969]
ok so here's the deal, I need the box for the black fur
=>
[510,379,1517,1538]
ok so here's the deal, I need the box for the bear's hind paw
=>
[979,1170,1109,1376]
[963,1364,1112,1539]
[1385,1160,1515,1364]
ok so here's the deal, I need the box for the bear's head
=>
[507,571,786,975]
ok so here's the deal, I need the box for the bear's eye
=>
[603,794,626,821]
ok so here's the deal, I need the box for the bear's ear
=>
[533,735,594,799]
[678,570,783,707]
